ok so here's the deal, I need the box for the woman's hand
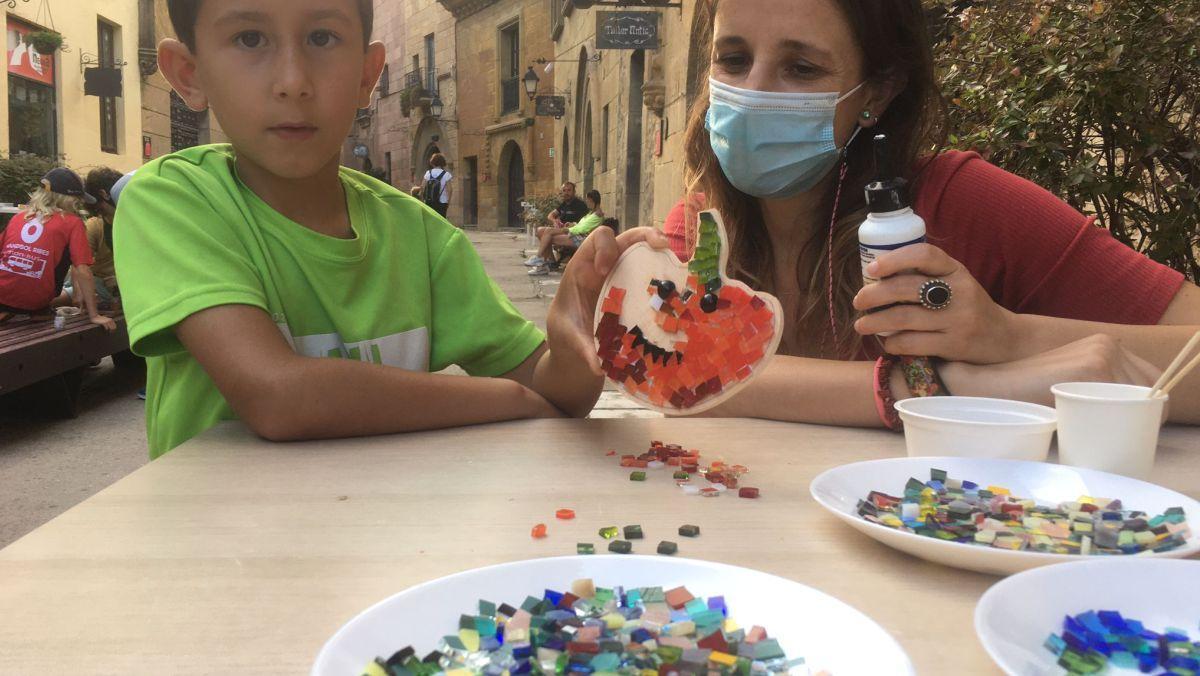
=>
[938,335,1161,406]
[546,225,671,374]
[853,243,1020,364]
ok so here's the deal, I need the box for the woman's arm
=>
[703,335,1167,425]
[1012,284,1200,421]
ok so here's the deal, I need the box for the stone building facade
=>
[439,0,556,231]
[548,0,710,231]
[2,0,145,171]
[355,0,711,231]
[139,0,225,162]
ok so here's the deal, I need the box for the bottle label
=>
[859,235,926,285]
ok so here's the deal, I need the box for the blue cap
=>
[109,170,136,205]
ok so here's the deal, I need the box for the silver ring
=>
[919,279,953,311]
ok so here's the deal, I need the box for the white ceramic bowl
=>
[312,555,914,676]
[809,456,1200,576]
[893,396,1057,461]
[975,558,1200,675]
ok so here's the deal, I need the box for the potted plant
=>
[399,84,424,117]
[25,30,63,55]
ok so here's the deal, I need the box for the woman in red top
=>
[0,168,116,331]
[665,0,1200,424]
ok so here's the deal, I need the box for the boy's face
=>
[167,0,384,180]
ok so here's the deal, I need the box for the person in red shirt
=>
[0,168,116,331]
[663,0,1200,424]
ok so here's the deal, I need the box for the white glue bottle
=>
[858,134,926,335]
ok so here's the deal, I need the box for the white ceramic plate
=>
[312,555,913,675]
[975,558,1200,675]
[809,457,1200,576]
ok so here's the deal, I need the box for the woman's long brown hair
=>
[682,0,944,358]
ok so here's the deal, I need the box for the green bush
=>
[0,153,58,205]
[519,193,563,230]
[934,0,1200,280]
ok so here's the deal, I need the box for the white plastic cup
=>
[893,396,1057,462]
[1051,382,1167,480]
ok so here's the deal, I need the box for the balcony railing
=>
[500,77,521,115]
[403,67,437,97]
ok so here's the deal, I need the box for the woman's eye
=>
[786,62,818,77]
[714,54,749,71]
[309,30,340,47]
[234,31,265,49]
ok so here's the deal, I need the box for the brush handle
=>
[1149,330,1200,398]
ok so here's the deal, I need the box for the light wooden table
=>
[0,419,1196,674]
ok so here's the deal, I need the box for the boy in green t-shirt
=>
[114,0,667,458]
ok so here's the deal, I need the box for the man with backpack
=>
[421,153,453,219]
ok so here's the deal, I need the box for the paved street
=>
[0,227,653,549]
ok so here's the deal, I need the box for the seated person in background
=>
[528,190,605,276]
[528,181,590,264]
[0,168,116,331]
[82,167,125,308]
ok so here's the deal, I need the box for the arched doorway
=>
[573,47,589,171]
[561,128,570,185]
[624,50,646,231]
[412,116,445,182]
[497,140,525,229]
[582,109,594,194]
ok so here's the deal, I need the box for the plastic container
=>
[893,396,1057,461]
[1051,382,1167,480]
[858,134,926,336]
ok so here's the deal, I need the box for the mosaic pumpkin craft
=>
[594,210,784,414]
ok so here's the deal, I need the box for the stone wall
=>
[549,2,707,230]
[452,0,555,231]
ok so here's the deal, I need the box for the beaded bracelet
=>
[873,355,903,431]
[899,356,952,398]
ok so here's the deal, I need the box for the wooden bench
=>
[0,311,130,417]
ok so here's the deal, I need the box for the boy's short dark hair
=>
[85,167,123,203]
[601,217,619,229]
[586,189,601,205]
[167,0,374,51]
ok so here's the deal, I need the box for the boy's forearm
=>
[531,346,604,418]
[248,357,549,441]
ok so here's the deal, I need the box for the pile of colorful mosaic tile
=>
[594,211,779,413]
[1045,610,1200,674]
[616,441,760,500]
[856,469,1191,554]
[362,579,810,676]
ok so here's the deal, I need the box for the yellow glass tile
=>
[709,652,738,667]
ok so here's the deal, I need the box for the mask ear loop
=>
[824,124,863,354]
[825,159,849,353]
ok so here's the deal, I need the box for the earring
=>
[860,109,873,121]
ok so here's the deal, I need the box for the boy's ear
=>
[158,38,209,112]
[357,41,387,109]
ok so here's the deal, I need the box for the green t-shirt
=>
[114,144,544,458]
[568,212,603,237]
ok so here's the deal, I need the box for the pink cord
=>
[826,160,849,344]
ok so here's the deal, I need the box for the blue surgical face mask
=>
[706,77,865,199]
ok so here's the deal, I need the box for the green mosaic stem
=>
[688,211,722,286]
